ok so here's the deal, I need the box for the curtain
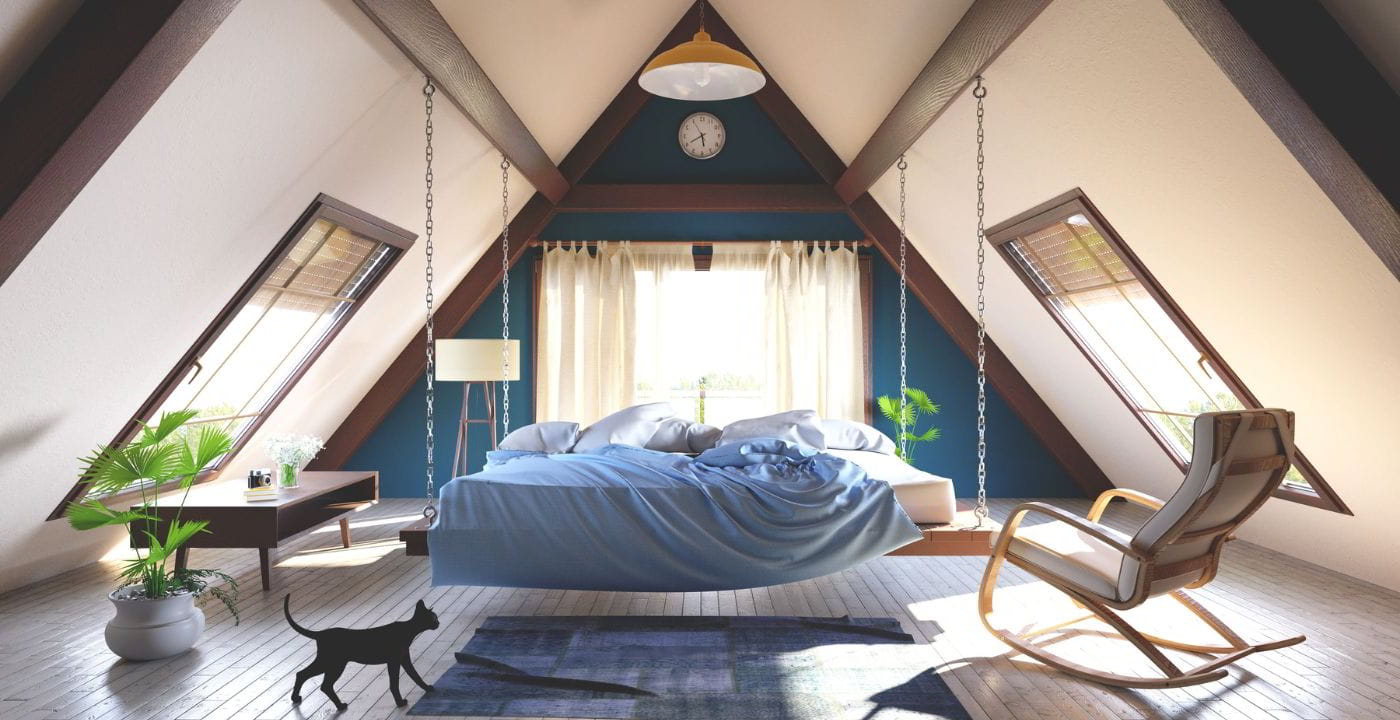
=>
[715,241,864,421]
[632,244,698,412]
[537,241,637,425]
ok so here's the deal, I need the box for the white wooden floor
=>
[2,498,1398,720]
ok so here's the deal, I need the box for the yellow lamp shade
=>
[638,30,766,101]
[434,339,521,381]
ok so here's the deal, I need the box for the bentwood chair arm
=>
[1001,501,1147,561]
[1088,488,1166,523]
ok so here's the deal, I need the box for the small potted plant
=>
[67,409,240,661]
[877,387,942,465]
[265,434,324,489]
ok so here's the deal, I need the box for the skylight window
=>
[50,195,413,516]
[989,190,1348,514]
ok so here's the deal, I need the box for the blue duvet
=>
[428,438,922,591]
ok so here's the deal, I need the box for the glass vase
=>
[279,462,299,489]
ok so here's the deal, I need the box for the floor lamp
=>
[434,338,521,477]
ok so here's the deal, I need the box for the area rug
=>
[409,615,970,719]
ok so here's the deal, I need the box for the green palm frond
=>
[904,387,939,414]
[138,409,201,447]
[876,395,901,424]
[171,424,233,482]
[914,427,941,442]
[877,386,942,466]
[79,441,182,495]
[65,500,157,531]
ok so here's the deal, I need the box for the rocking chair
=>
[980,409,1305,688]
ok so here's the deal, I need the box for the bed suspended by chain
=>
[399,75,998,591]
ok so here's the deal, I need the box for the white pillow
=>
[686,423,722,453]
[574,402,676,453]
[498,421,579,453]
[821,419,896,455]
[645,417,693,453]
[720,409,826,450]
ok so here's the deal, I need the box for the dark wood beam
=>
[833,0,1051,203]
[558,3,704,185]
[700,10,846,185]
[352,0,568,203]
[558,184,845,213]
[0,0,240,287]
[311,192,554,472]
[848,194,1114,496]
[1165,0,1400,282]
[311,4,703,470]
[704,1,1110,495]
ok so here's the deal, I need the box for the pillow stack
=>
[495,405,896,457]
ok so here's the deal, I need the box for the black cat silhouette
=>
[284,594,439,711]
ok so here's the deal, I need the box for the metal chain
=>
[896,155,909,462]
[499,156,512,436]
[699,0,706,31]
[422,76,438,521]
[973,76,989,527]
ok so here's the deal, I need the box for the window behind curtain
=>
[989,191,1347,513]
[54,195,414,511]
[634,268,768,427]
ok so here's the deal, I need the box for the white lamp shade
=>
[435,339,521,381]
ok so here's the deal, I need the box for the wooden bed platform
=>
[398,503,997,557]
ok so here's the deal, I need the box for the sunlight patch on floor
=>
[276,539,400,568]
[308,513,421,534]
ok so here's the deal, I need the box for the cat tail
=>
[283,594,318,638]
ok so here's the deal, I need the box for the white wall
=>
[873,0,1400,591]
[0,0,527,593]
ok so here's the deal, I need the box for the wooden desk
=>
[132,470,378,590]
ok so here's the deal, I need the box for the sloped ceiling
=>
[0,0,81,98]
[435,0,973,164]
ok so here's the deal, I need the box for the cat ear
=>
[416,599,427,611]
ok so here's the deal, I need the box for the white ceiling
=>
[433,0,973,165]
[0,0,81,98]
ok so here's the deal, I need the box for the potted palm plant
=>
[67,409,240,661]
[877,387,942,465]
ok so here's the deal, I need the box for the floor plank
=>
[1,498,1396,720]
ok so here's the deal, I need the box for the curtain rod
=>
[528,239,873,247]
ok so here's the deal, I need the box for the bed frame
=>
[398,502,997,557]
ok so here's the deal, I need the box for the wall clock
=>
[678,112,725,159]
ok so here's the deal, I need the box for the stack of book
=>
[243,486,279,502]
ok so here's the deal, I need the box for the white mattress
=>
[824,449,957,525]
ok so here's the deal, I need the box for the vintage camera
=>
[247,468,274,489]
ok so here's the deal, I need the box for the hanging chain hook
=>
[896,155,909,464]
[422,75,438,522]
[973,75,989,528]
[499,156,512,439]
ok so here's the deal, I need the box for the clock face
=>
[678,112,725,159]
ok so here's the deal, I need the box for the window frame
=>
[47,194,415,520]
[987,189,1349,514]
[532,242,875,424]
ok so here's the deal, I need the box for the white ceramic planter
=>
[105,586,205,661]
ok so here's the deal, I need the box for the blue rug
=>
[410,615,971,719]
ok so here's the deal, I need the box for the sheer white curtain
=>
[632,244,698,411]
[536,241,637,424]
[715,241,864,421]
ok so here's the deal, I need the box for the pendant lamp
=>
[639,5,765,101]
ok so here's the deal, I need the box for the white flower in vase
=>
[264,434,324,489]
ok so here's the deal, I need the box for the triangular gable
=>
[313,1,1112,497]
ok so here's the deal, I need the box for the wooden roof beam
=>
[353,0,568,203]
[833,0,1051,203]
[0,0,241,288]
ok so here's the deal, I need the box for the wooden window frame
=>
[47,194,415,521]
[531,242,875,424]
[987,189,1349,514]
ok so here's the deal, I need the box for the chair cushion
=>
[999,519,1131,602]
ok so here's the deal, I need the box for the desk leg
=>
[259,548,271,592]
[175,546,189,572]
[339,517,351,549]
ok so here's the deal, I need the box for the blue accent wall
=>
[542,212,863,242]
[349,93,1083,499]
[583,97,822,184]
[348,253,536,498]
[869,259,1081,497]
